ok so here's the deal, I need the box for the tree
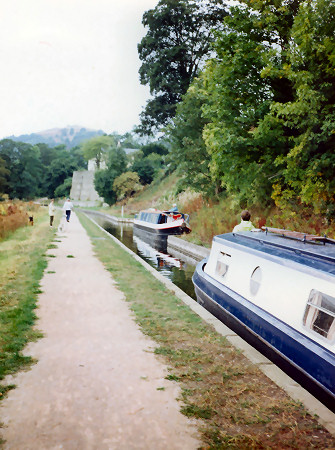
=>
[165,0,335,216]
[141,142,168,157]
[130,150,158,185]
[113,172,141,200]
[174,1,302,206]
[118,132,141,149]
[137,0,227,134]
[70,145,87,170]
[0,140,43,199]
[45,149,76,198]
[81,135,116,169]
[0,139,86,199]
[94,147,127,205]
[54,177,73,198]
[173,5,277,205]
[0,156,10,193]
[264,0,335,217]
[167,76,217,196]
[94,170,117,205]
[36,143,58,167]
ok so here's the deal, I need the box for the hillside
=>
[102,171,335,246]
[7,126,105,148]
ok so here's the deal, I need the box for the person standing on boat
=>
[170,203,178,212]
[48,199,56,228]
[62,198,74,223]
[233,210,255,232]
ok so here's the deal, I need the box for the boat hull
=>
[193,260,335,413]
[133,226,168,253]
[133,222,190,236]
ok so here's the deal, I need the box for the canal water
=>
[87,213,197,299]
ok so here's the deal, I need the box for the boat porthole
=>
[250,266,262,295]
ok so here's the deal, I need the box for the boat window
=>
[158,214,166,224]
[303,290,335,341]
[250,266,262,295]
[215,253,229,278]
[150,213,158,223]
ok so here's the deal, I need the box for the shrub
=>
[0,201,38,239]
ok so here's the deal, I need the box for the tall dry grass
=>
[178,192,335,246]
[96,170,335,245]
[0,201,39,240]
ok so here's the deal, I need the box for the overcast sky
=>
[0,0,159,139]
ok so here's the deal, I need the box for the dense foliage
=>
[80,134,168,205]
[113,172,141,201]
[137,0,227,134]
[168,0,335,218]
[93,146,128,205]
[81,135,116,169]
[0,139,86,200]
[0,130,168,205]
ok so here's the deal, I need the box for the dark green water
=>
[88,214,197,299]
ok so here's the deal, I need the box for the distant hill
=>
[7,126,105,148]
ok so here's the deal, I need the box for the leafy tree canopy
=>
[54,177,73,198]
[141,142,168,156]
[113,172,141,200]
[45,151,77,198]
[0,156,10,193]
[81,135,116,169]
[131,158,156,185]
[94,147,127,205]
[167,76,218,196]
[137,0,227,134]
[0,140,43,199]
[265,0,335,215]
[167,0,335,218]
[0,139,86,199]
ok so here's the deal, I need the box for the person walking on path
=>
[62,198,74,222]
[48,199,55,228]
[0,212,200,449]
[233,210,256,232]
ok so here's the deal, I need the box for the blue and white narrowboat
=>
[192,228,335,412]
[134,208,191,236]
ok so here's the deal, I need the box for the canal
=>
[86,213,198,299]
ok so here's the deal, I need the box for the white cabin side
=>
[204,239,335,353]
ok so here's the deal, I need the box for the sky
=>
[0,0,159,139]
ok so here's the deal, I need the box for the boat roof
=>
[139,209,180,214]
[214,230,335,275]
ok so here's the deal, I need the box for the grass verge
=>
[0,208,57,399]
[78,211,335,449]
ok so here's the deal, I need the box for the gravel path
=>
[0,213,200,449]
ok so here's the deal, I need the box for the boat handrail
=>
[225,231,335,265]
[262,227,335,245]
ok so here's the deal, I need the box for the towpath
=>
[0,213,200,449]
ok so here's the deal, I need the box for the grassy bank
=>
[92,171,335,246]
[78,211,335,449]
[0,207,58,399]
[94,172,180,219]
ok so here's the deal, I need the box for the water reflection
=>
[86,212,196,299]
